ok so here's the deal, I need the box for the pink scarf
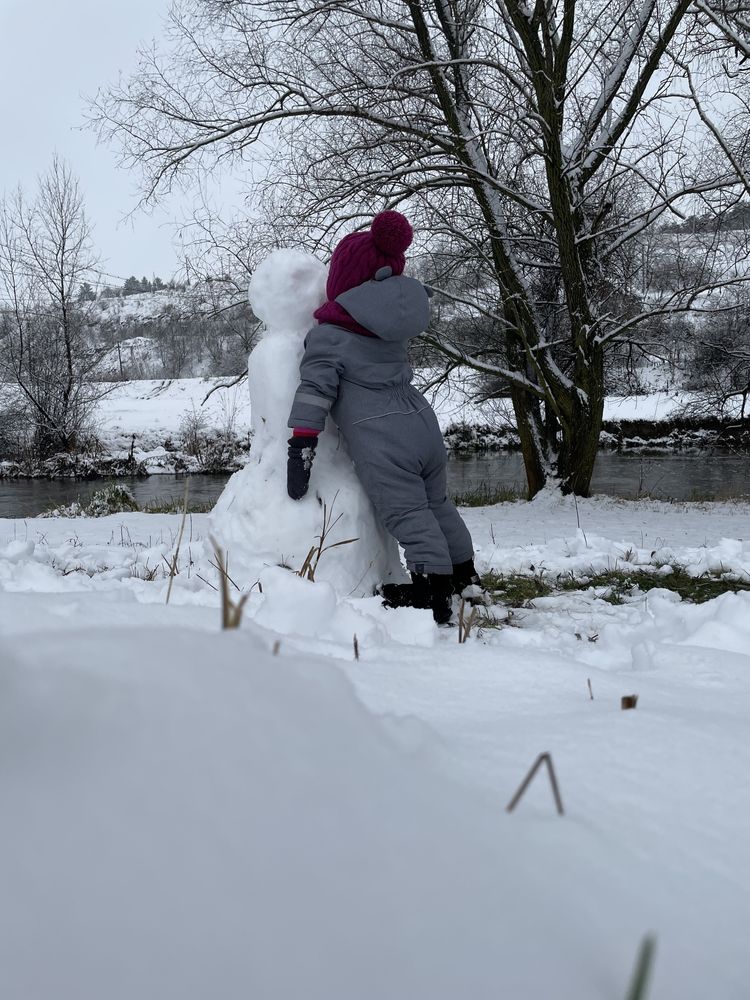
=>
[313,300,376,337]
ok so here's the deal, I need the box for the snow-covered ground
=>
[2,490,749,998]
[3,249,748,998]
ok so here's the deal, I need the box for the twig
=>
[625,935,657,1000]
[458,599,479,642]
[201,369,248,405]
[506,752,565,816]
[165,478,189,605]
[296,492,358,581]
[353,634,360,661]
[572,492,590,548]
[209,536,250,629]
[587,677,594,700]
[208,555,242,591]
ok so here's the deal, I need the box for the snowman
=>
[209,249,404,598]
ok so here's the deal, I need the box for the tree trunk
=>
[510,387,549,498]
[557,351,605,496]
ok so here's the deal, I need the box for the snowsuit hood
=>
[335,273,431,342]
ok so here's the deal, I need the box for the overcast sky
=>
[0,0,191,283]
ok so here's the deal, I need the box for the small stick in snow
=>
[210,537,250,629]
[353,634,360,661]
[587,678,594,700]
[165,478,190,605]
[458,599,479,643]
[506,752,565,816]
[625,934,656,1000]
[621,694,639,710]
[572,493,589,548]
[272,640,281,656]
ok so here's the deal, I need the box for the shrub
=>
[42,485,140,518]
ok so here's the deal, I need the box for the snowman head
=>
[248,249,327,335]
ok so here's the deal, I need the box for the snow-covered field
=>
[92,375,698,456]
[95,377,252,457]
[2,490,749,998]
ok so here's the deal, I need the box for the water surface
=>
[1,451,748,519]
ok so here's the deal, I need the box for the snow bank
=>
[0,627,601,1000]
[466,488,750,582]
[1,497,750,997]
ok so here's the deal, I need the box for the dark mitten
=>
[287,435,318,500]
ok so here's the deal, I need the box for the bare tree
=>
[93,0,750,495]
[0,158,103,459]
[681,297,750,433]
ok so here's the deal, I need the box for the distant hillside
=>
[662,201,750,234]
[89,282,258,381]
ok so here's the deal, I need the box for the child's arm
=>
[287,326,346,433]
[286,327,345,499]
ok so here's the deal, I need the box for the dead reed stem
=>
[165,479,189,605]
[297,492,358,581]
[458,599,479,643]
[506,752,565,816]
[209,536,250,629]
[625,935,657,1000]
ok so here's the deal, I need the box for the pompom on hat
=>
[324,210,413,301]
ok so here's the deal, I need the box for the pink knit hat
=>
[324,211,414,300]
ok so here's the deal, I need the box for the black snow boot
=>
[427,573,454,625]
[381,572,431,610]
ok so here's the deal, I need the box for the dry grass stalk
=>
[296,492,358,581]
[165,479,190,605]
[458,598,479,643]
[210,537,250,629]
[587,678,594,700]
[506,752,565,816]
[625,935,657,1000]
[353,634,360,661]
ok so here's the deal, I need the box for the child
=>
[286,210,480,624]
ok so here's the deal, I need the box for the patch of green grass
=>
[480,571,552,606]
[452,481,524,507]
[607,566,750,603]
[141,499,215,514]
[481,566,750,608]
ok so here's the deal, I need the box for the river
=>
[1,451,749,518]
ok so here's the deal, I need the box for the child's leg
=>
[358,459,453,574]
[422,459,474,564]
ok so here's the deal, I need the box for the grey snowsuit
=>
[287,271,473,575]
